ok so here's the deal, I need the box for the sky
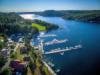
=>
[0,0,100,12]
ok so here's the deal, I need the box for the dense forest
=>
[0,12,59,36]
[0,12,38,36]
[33,10,100,23]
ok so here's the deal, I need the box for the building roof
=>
[10,60,27,72]
[1,48,9,51]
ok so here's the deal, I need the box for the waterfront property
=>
[0,10,100,75]
[23,56,30,62]
[1,48,10,58]
[10,60,27,75]
[20,46,28,54]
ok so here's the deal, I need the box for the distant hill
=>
[33,10,100,23]
[16,12,35,14]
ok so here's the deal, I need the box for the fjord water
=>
[32,15,100,75]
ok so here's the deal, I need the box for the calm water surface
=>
[20,14,100,75]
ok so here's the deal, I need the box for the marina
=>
[44,38,68,46]
[1,0,100,75]
[38,32,57,38]
[44,44,82,54]
[38,34,56,38]
[29,14,100,75]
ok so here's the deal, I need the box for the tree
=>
[0,54,7,69]
[10,52,17,59]
[0,68,12,75]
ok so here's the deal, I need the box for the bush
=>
[0,68,12,75]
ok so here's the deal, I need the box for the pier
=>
[38,40,82,55]
[38,33,56,38]
[35,39,83,74]
[44,44,82,54]
[42,61,56,75]
[44,38,68,46]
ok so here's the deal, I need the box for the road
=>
[14,43,20,52]
[0,58,11,73]
[0,42,20,73]
[42,60,56,75]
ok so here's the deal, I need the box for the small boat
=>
[48,62,54,67]
[37,37,40,40]
[56,69,60,73]
[60,52,64,55]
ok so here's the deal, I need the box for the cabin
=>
[1,48,10,58]
[10,60,27,75]
[18,38,24,43]
[7,38,14,47]
[20,46,28,54]
[34,46,39,50]
[23,56,30,62]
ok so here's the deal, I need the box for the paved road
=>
[42,60,56,75]
[14,43,20,52]
[0,42,20,73]
[0,58,11,73]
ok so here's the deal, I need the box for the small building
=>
[10,60,21,69]
[7,38,14,46]
[34,46,39,50]
[10,60,27,75]
[18,38,24,43]
[23,56,30,62]
[1,48,10,58]
[20,46,28,54]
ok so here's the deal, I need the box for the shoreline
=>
[42,60,56,75]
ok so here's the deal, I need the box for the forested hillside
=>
[0,12,59,36]
[34,10,100,23]
[0,12,38,35]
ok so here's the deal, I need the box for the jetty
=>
[42,61,57,75]
[38,34,56,38]
[37,40,82,55]
[38,32,57,38]
[44,44,82,54]
[44,38,68,46]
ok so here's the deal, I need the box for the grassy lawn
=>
[0,36,4,40]
[43,66,51,75]
[27,67,33,75]
[16,47,24,61]
[32,23,46,31]
[33,67,41,75]
[36,58,41,67]
[0,36,5,49]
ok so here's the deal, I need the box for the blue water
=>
[19,14,99,75]
[32,15,100,75]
